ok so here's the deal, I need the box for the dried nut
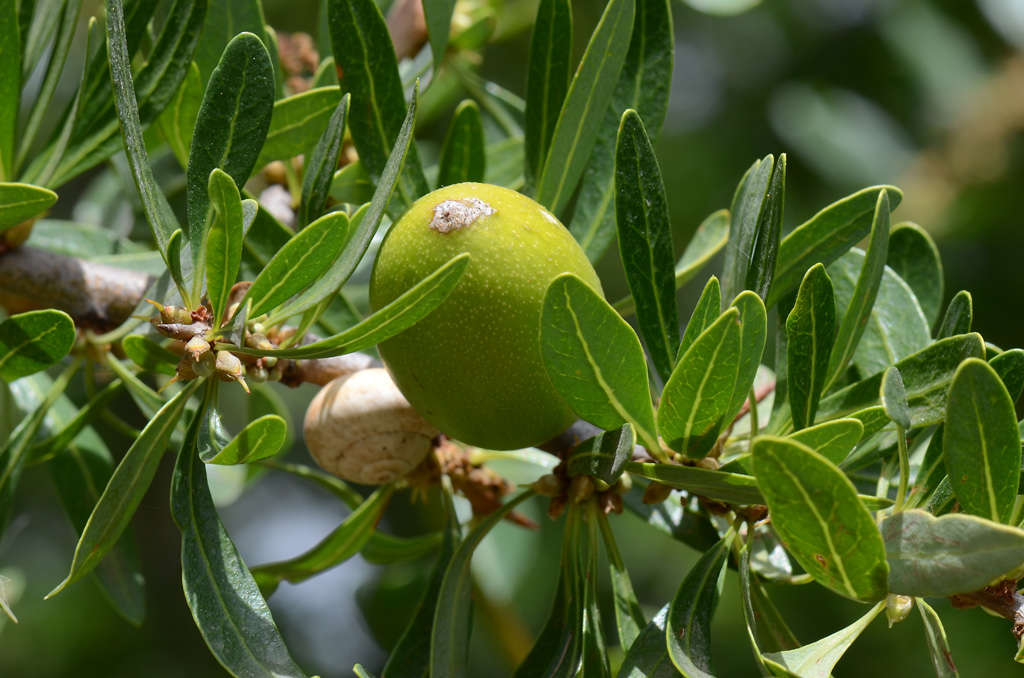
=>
[303,368,440,485]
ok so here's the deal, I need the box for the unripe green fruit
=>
[369,183,602,450]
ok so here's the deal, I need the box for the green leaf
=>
[233,253,469,361]
[597,510,645,650]
[787,418,864,466]
[485,136,525,188]
[767,186,902,308]
[329,161,374,204]
[615,109,679,384]
[121,334,178,377]
[824,191,889,391]
[738,535,800,677]
[944,358,1021,524]
[886,222,944,327]
[431,491,536,678]
[751,436,889,602]
[360,531,444,566]
[882,509,1024,597]
[725,291,767,424]
[619,604,681,677]
[157,61,202,168]
[328,0,428,215]
[917,599,959,678]
[298,93,350,228]
[437,100,486,187]
[571,0,673,262]
[676,277,721,362]
[353,665,379,678]
[271,88,420,324]
[0,182,58,230]
[744,154,786,302]
[524,0,571,189]
[187,31,275,301]
[666,528,736,677]
[659,309,741,458]
[539,273,661,454]
[0,1,18,180]
[817,333,985,426]
[29,380,124,461]
[827,249,931,378]
[936,291,972,340]
[624,461,764,505]
[990,348,1024,404]
[721,155,772,307]
[0,309,75,381]
[579,504,609,678]
[192,0,264,85]
[763,602,885,678]
[171,391,309,678]
[254,86,342,169]
[423,0,457,71]
[239,211,349,320]
[205,169,244,326]
[567,425,634,485]
[535,0,634,217]
[786,264,835,431]
[251,485,394,596]
[48,381,200,599]
[202,415,287,465]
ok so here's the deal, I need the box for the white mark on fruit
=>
[429,198,495,233]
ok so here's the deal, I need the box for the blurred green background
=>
[4,0,1024,675]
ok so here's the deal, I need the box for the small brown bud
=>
[612,474,633,495]
[532,474,562,497]
[642,481,673,505]
[547,495,566,521]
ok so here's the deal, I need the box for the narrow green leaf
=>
[251,485,394,595]
[353,665,379,678]
[659,309,741,458]
[721,155,772,307]
[0,1,18,180]
[166,228,188,299]
[437,100,486,187]
[329,161,374,204]
[744,154,786,302]
[787,418,864,466]
[739,535,800,677]
[882,509,1024,597]
[239,211,349,320]
[187,31,275,301]
[881,366,911,430]
[104,353,166,416]
[328,0,428,215]
[676,277,721,361]
[623,461,764,505]
[824,191,889,390]
[192,0,264,84]
[571,0,673,262]
[579,502,609,678]
[360,531,444,566]
[431,490,536,678]
[206,169,244,326]
[171,390,309,678]
[157,61,202,168]
[423,0,457,71]
[567,425,634,486]
[0,309,75,381]
[786,264,835,431]
[597,510,645,650]
[272,89,420,324]
[29,380,124,461]
[767,186,902,308]
[936,291,972,340]
[666,528,736,677]
[828,248,931,378]
[763,602,885,678]
[485,136,525,188]
[202,415,287,465]
[847,405,891,439]
[619,604,681,677]
[121,334,178,376]
[535,0,635,216]
[725,291,767,424]
[524,0,571,189]
[48,381,200,598]
[886,223,944,327]
[254,86,342,169]
[917,599,959,678]
[539,273,661,455]
[944,358,1021,524]
[0,182,58,230]
[233,253,469,360]
[990,348,1024,404]
[615,109,678,384]
[817,333,985,426]
[298,93,350,228]
[751,436,889,602]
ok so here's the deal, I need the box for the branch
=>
[950,580,1024,640]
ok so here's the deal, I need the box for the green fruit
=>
[369,182,602,450]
